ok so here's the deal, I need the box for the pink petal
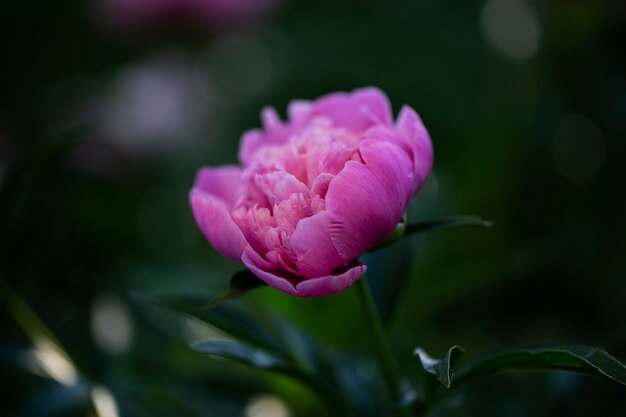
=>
[396,105,434,194]
[359,139,415,210]
[362,125,413,160]
[241,245,300,296]
[310,87,393,132]
[189,188,247,261]
[261,106,284,133]
[294,262,366,297]
[238,129,266,166]
[242,245,366,297]
[287,100,313,127]
[238,107,293,166]
[310,173,334,198]
[325,161,401,263]
[193,166,244,209]
[290,211,344,278]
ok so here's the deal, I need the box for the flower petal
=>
[238,129,266,166]
[242,245,366,297]
[290,211,343,277]
[189,188,247,261]
[325,161,401,263]
[287,100,313,127]
[193,166,244,209]
[396,105,434,194]
[295,262,366,297]
[238,107,293,166]
[359,138,415,211]
[310,87,393,132]
[241,245,300,296]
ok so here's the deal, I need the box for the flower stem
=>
[356,277,413,417]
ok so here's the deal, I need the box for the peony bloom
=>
[190,88,433,297]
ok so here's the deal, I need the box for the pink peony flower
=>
[190,88,433,297]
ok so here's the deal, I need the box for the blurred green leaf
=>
[414,346,464,388]
[131,293,284,354]
[454,344,626,387]
[191,340,288,370]
[417,344,626,389]
[404,216,493,237]
[202,269,266,309]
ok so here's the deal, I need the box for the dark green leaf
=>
[202,269,266,309]
[453,344,626,387]
[415,346,465,388]
[131,293,284,354]
[417,344,626,389]
[191,340,287,370]
[404,215,493,237]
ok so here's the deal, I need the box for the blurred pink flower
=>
[190,88,433,297]
[99,0,279,34]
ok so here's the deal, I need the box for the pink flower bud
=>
[190,88,433,297]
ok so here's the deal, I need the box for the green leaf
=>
[416,344,626,389]
[202,269,266,309]
[131,293,284,354]
[414,346,465,388]
[192,340,288,370]
[404,215,493,237]
[454,344,626,387]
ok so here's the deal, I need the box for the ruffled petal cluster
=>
[190,87,433,297]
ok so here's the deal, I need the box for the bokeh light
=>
[91,385,120,417]
[244,394,290,417]
[91,295,134,355]
[91,52,212,155]
[481,0,541,60]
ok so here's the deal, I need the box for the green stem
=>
[356,277,413,417]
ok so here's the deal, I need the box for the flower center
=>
[232,121,363,273]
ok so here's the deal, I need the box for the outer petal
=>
[295,262,366,297]
[362,125,413,161]
[359,138,415,210]
[194,166,244,209]
[396,105,434,194]
[310,87,393,132]
[190,188,247,261]
[242,245,299,295]
[290,211,344,277]
[242,245,366,297]
[325,161,401,263]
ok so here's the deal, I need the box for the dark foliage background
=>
[1,0,625,416]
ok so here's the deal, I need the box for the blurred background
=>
[1,0,625,416]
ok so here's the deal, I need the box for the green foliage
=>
[192,340,288,370]
[415,345,465,389]
[403,216,494,237]
[417,344,626,389]
[201,270,267,309]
